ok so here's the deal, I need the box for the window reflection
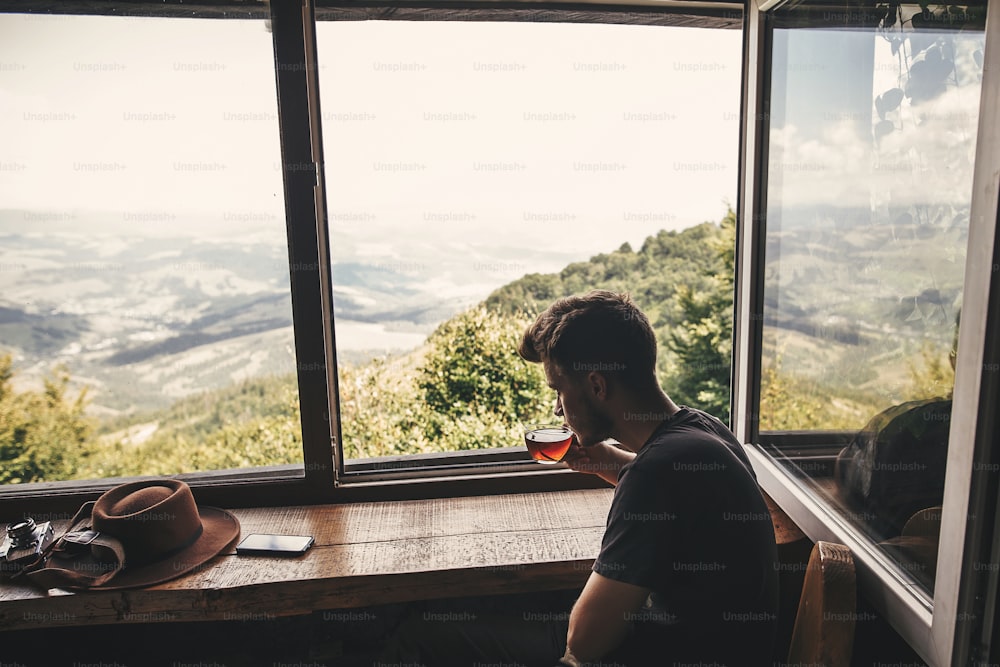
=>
[759,3,985,596]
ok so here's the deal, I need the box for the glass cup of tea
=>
[523,424,574,464]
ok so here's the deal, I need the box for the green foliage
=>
[76,375,302,479]
[759,361,826,431]
[758,359,863,432]
[0,354,94,484]
[666,209,736,421]
[904,340,955,401]
[485,221,725,329]
[338,307,550,459]
[338,353,435,459]
[418,305,550,425]
[2,305,552,481]
[486,211,737,420]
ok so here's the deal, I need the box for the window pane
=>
[759,4,986,596]
[0,14,300,484]
[315,20,742,465]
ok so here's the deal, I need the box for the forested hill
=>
[1,212,735,482]
[486,221,727,322]
[484,217,735,417]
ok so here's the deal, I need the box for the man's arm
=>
[561,571,650,665]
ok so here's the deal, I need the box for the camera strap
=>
[25,502,126,590]
[0,549,47,582]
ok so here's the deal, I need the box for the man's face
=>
[543,359,614,447]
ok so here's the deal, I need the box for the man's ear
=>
[587,371,608,400]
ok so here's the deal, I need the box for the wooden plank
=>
[0,560,596,630]
[0,490,612,631]
[224,488,613,549]
[0,529,603,631]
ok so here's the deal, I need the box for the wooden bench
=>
[0,488,611,631]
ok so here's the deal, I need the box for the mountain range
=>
[0,203,965,421]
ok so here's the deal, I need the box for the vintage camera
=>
[1,517,55,577]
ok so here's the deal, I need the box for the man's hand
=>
[562,438,636,486]
[564,571,650,664]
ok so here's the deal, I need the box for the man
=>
[518,290,778,666]
[377,290,778,666]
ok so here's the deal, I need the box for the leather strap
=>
[25,502,126,590]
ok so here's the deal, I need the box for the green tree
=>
[483,209,739,417]
[334,307,552,458]
[0,354,94,484]
[338,354,436,459]
[758,359,826,431]
[666,208,736,421]
[78,376,303,478]
[417,305,550,429]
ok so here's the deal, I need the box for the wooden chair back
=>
[786,540,856,667]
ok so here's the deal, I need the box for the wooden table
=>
[0,489,613,632]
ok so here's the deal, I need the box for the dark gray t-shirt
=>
[593,407,779,666]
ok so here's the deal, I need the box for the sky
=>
[313,19,743,301]
[1,13,983,250]
[0,14,741,249]
[0,14,285,238]
[0,12,745,350]
[767,26,984,211]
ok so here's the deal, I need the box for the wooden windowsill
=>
[0,488,613,632]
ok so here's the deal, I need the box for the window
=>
[761,2,985,597]
[734,0,1000,663]
[0,1,744,506]
[0,11,301,486]
[315,15,744,480]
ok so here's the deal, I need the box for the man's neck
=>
[610,391,680,453]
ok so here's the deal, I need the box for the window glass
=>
[0,14,299,484]
[759,2,986,596]
[315,20,742,466]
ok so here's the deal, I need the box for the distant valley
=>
[0,203,967,424]
[0,211,477,415]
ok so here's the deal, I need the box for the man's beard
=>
[573,397,616,448]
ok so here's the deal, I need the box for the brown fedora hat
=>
[27,479,240,591]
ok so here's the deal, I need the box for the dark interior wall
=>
[2,589,581,667]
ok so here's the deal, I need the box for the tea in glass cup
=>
[523,424,573,464]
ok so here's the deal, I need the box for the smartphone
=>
[236,533,314,556]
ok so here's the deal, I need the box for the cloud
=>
[769,38,982,212]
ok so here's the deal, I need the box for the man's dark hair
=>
[518,290,658,384]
